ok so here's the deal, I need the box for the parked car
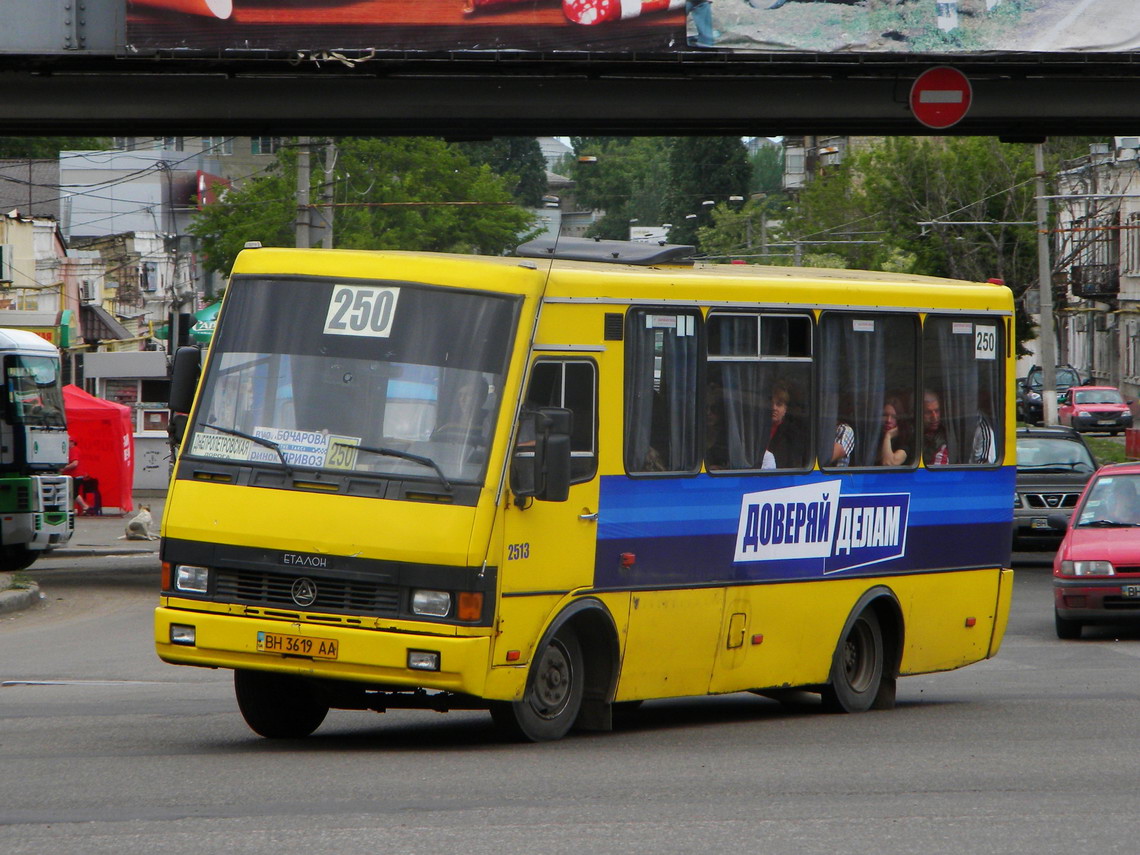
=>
[1057,385,1134,435]
[1052,462,1140,639]
[1013,425,1098,549]
[1017,364,1085,424]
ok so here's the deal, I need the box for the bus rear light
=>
[457,592,483,621]
[161,562,171,590]
[170,624,196,646]
[407,650,440,671]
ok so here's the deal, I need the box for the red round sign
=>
[909,66,973,130]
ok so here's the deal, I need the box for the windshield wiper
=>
[1017,462,1089,471]
[202,423,293,475]
[333,442,452,492]
[1078,519,1140,528]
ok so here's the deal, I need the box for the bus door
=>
[497,356,602,656]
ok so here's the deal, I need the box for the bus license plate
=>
[257,631,339,659]
[1122,586,1140,599]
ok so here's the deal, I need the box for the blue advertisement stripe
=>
[593,523,1012,589]
[594,469,1013,588]
[598,468,1014,540]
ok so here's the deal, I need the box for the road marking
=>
[1,679,168,687]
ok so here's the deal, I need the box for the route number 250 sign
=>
[324,285,400,338]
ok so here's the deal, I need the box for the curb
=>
[0,581,42,615]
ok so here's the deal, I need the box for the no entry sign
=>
[909,66,973,130]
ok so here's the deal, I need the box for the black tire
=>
[820,609,884,713]
[1055,610,1083,640]
[0,545,38,573]
[233,669,329,739]
[491,629,584,742]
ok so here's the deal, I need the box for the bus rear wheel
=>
[491,629,584,742]
[234,669,329,739]
[821,609,884,713]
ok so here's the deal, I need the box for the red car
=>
[1053,462,1140,638]
[1057,385,1133,435]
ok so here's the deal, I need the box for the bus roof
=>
[228,246,1013,313]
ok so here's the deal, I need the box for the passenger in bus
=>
[830,421,855,467]
[972,412,997,464]
[922,389,949,465]
[767,380,808,468]
[879,396,909,466]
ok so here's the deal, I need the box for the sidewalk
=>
[55,491,166,558]
[0,491,165,615]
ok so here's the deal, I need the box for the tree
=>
[662,137,751,249]
[0,137,111,158]
[188,137,537,275]
[777,136,1107,352]
[748,140,784,196]
[453,138,548,207]
[570,137,674,240]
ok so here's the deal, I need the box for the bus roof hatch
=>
[516,237,695,267]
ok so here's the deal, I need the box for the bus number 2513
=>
[507,543,530,560]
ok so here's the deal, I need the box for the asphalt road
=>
[2,550,1138,855]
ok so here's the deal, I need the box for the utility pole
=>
[1035,142,1058,425]
[296,136,311,248]
[320,140,336,249]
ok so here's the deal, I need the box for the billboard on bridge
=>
[125,0,1137,55]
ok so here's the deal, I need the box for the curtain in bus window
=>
[924,317,1002,465]
[625,310,700,473]
[818,315,888,468]
[709,315,771,469]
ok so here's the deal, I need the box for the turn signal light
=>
[457,592,483,621]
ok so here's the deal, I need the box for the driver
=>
[1101,479,1140,525]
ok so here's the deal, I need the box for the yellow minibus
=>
[155,237,1014,741]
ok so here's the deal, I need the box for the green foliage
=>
[662,137,751,249]
[0,137,112,158]
[1084,435,1129,465]
[748,141,784,196]
[453,138,547,207]
[189,137,536,275]
[570,137,675,238]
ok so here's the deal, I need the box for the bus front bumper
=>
[155,606,498,697]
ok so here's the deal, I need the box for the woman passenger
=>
[879,396,909,466]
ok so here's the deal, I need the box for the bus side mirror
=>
[511,407,572,505]
[538,408,572,502]
[168,346,201,444]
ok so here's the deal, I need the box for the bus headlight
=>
[174,564,210,593]
[412,589,451,617]
[1060,560,1115,576]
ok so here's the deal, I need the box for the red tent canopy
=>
[63,384,134,515]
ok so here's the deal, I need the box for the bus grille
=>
[213,569,401,616]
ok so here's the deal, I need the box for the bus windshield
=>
[184,276,520,485]
[5,355,66,428]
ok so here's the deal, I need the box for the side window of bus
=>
[922,316,1002,466]
[625,309,701,474]
[706,312,813,471]
[523,360,598,483]
[818,313,919,469]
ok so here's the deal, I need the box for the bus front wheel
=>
[0,545,38,573]
[234,669,329,739]
[491,629,584,742]
[821,609,884,714]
